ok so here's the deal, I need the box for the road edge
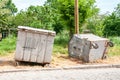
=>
[0,64,120,73]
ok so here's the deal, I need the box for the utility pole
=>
[74,0,79,34]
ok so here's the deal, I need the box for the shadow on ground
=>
[0,60,47,67]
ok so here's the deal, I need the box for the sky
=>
[95,0,120,14]
[12,0,120,14]
[12,0,46,11]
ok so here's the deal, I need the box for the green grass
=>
[0,34,119,57]
[108,37,120,56]
[109,37,120,46]
[53,35,120,56]
[0,33,69,56]
[53,32,69,54]
[53,44,68,54]
[54,32,70,47]
[0,35,16,55]
[108,46,120,56]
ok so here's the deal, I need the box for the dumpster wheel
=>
[108,41,114,47]
[14,61,20,66]
[102,55,107,59]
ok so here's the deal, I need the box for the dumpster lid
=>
[75,34,108,41]
[18,26,56,36]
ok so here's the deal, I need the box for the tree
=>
[14,5,55,30]
[5,0,17,15]
[14,0,99,37]
[0,0,17,30]
[87,14,106,36]
[46,0,99,37]
[103,3,120,36]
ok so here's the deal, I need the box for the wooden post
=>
[74,0,79,34]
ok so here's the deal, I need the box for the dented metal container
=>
[15,26,56,64]
[69,34,113,62]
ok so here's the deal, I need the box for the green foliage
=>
[46,0,99,37]
[14,5,55,30]
[0,35,16,55]
[87,14,106,36]
[54,31,69,46]
[87,3,120,37]
[0,0,10,15]
[5,0,17,14]
[108,46,120,56]
[0,0,17,32]
[53,31,70,54]
[108,37,120,56]
[103,3,120,36]
[109,37,120,46]
[53,44,68,54]
[12,0,99,37]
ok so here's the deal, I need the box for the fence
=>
[0,28,17,40]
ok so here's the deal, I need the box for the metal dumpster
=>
[69,34,113,62]
[15,26,56,64]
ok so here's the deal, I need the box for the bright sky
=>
[12,0,120,14]
[95,0,120,14]
[12,0,46,11]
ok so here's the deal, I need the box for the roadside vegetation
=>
[108,37,120,56]
[0,35,16,55]
[0,34,119,57]
[0,0,120,57]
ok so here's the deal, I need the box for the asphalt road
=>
[0,68,120,80]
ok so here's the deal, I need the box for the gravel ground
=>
[0,68,120,80]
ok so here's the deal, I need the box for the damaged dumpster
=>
[69,34,113,62]
[15,26,56,64]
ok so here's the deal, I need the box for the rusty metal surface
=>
[69,34,110,62]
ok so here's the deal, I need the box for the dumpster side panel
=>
[76,38,84,58]
[68,36,76,58]
[89,41,106,62]
[69,36,84,59]
[82,41,91,62]
[15,30,26,61]
[29,33,39,62]
[36,34,47,63]
[15,26,56,64]
[44,36,55,63]
[23,32,33,61]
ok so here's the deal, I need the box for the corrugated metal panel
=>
[15,26,56,64]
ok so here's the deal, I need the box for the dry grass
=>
[0,53,120,71]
